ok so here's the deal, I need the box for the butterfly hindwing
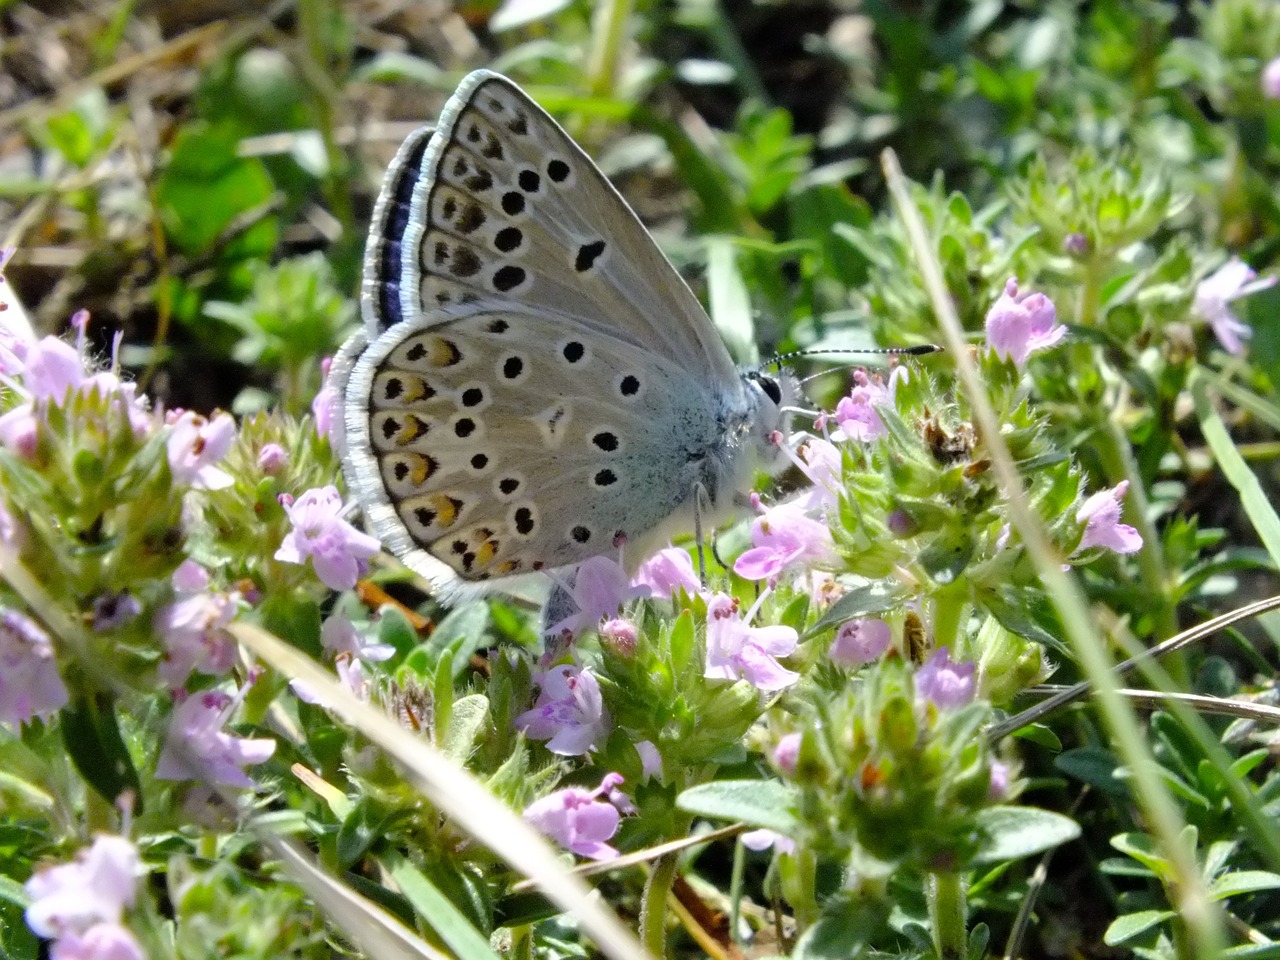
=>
[396,71,740,383]
[348,307,735,587]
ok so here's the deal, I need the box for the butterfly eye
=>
[756,375,783,405]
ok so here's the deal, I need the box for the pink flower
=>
[916,648,976,709]
[600,618,638,654]
[275,486,381,590]
[631,547,700,598]
[1264,57,1280,99]
[734,501,836,582]
[0,405,37,458]
[1075,480,1143,555]
[704,593,799,691]
[793,437,842,510]
[546,555,642,638]
[516,664,610,756]
[523,772,628,860]
[0,607,68,726]
[167,411,235,489]
[335,656,370,701]
[312,357,337,444]
[25,835,142,940]
[171,559,209,592]
[773,732,801,775]
[154,590,238,689]
[49,923,144,960]
[635,740,663,781]
[0,501,23,547]
[0,324,28,376]
[23,336,85,402]
[321,614,394,662]
[155,686,276,788]
[1193,258,1276,356]
[831,369,894,442]
[257,443,288,475]
[90,592,141,632]
[290,616,392,705]
[828,618,892,668]
[985,278,1065,366]
[51,923,143,960]
[989,760,1011,801]
[741,829,795,856]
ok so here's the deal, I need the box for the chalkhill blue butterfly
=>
[329,71,793,602]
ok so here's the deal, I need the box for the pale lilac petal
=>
[916,648,976,709]
[829,618,892,668]
[1076,481,1143,555]
[985,278,1064,366]
[24,836,141,939]
[631,547,700,598]
[0,608,68,726]
[773,733,801,775]
[1265,57,1280,99]
[736,643,800,691]
[523,774,626,861]
[23,337,84,402]
[516,665,609,757]
[636,740,663,780]
[741,829,795,855]
[275,486,381,590]
[51,923,145,960]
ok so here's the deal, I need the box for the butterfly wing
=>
[339,306,753,599]
[334,70,776,599]
[394,70,740,383]
[362,124,435,334]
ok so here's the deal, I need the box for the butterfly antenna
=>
[764,343,943,369]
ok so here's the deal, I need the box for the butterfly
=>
[329,71,793,603]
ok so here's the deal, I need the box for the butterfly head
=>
[742,368,797,473]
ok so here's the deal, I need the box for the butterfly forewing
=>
[362,125,436,334]
[398,71,739,382]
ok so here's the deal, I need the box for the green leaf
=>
[1104,909,1175,946]
[383,854,502,960]
[443,695,490,763]
[1056,748,1129,796]
[706,237,757,365]
[1208,870,1280,900]
[802,580,905,638]
[423,602,491,680]
[1222,944,1280,959]
[1193,374,1280,574]
[60,694,143,812]
[668,608,695,674]
[1110,833,1170,875]
[792,893,881,960]
[155,121,275,255]
[337,797,393,871]
[970,806,1081,864]
[675,780,800,834]
[1011,723,1061,751]
[979,584,1070,655]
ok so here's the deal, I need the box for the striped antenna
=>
[763,343,943,369]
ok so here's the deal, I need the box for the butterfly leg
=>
[692,482,710,582]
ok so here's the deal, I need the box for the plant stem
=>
[1096,418,1180,648]
[927,871,967,959]
[930,583,966,654]
[587,0,633,99]
[640,852,679,958]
